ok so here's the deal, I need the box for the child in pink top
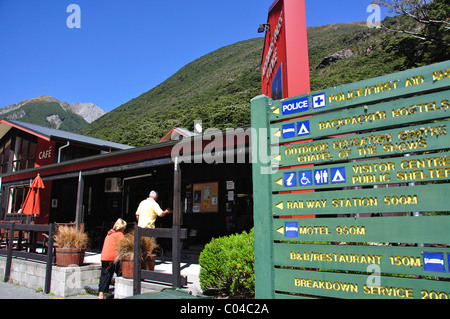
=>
[98,218,127,299]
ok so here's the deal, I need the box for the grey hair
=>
[149,190,158,198]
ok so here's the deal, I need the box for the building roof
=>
[0,125,252,184]
[0,120,134,151]
[159,127,199,143]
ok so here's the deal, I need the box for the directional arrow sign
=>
[271,90,449,143]
[269,60,450,122]
[276,226,285,235]
[272,183,450,216]
[272,151,450,191]
[275,120,450,167]
[275,202,284,210]
[273,216,450,245]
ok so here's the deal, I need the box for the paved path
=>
[0,254,201,299]
[0,281,97,299]
[85,253,203,296]
[0,251,201,299]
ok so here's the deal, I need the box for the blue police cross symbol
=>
[312,93,326,109]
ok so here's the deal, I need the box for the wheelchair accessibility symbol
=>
[299,171,313,186]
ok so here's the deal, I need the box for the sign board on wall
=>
[35,139,56,167]
[261,0,310,100]
[252,60,450,299]
[192,182,219,213]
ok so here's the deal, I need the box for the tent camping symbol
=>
[331,167,346,184]
[297,121,310,136]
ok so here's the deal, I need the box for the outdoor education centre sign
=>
[251,60,450,299]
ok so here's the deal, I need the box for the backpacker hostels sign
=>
[252,0,450,301]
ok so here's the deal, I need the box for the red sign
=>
[35,139,55,167]
[261,0,310,100]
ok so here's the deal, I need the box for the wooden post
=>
[251,95,275,299]
[75,171,84,230]
[172,157,182,287]
[44,223,54,294]
[133,226,142,295]
[4,223,15,282]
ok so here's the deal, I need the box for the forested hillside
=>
[79,8,449,146]
[78,38,263,146]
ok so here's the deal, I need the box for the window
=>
[13,137,37,171]
[0,129,37,173]
[0,137,11,174]
[7,186,28,214]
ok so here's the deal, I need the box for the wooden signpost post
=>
[251,60,450,299]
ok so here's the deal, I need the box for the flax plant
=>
[114,231,160,263]
[54,225,90,249]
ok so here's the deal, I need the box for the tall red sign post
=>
[254,0,310,299]
[261,0,310,100]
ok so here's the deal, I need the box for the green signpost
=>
[251,60,450,299]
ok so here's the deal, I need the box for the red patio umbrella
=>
[22,174,45,216]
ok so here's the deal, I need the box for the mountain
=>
[78,17,449,145]
[67,102,105,123]
[0,95,105,131]
[78,38,263,146]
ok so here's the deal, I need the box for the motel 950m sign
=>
[251,60,450,299]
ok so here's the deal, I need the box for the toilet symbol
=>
[314,169,329,185]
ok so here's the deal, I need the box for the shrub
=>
[199,229,254,298]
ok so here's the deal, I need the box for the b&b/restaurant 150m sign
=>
[251,60,450,299]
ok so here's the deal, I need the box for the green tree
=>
[373,0,449,67]
[374,0,449,41]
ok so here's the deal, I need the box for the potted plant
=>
[54,225,90,267]
[115,231,160,279]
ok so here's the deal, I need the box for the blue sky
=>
[0,0,381,113]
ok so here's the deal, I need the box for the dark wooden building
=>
[0,120,253,247]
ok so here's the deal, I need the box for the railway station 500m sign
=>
[251,60,450,299]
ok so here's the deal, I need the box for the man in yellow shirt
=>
[135,190,170,228]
